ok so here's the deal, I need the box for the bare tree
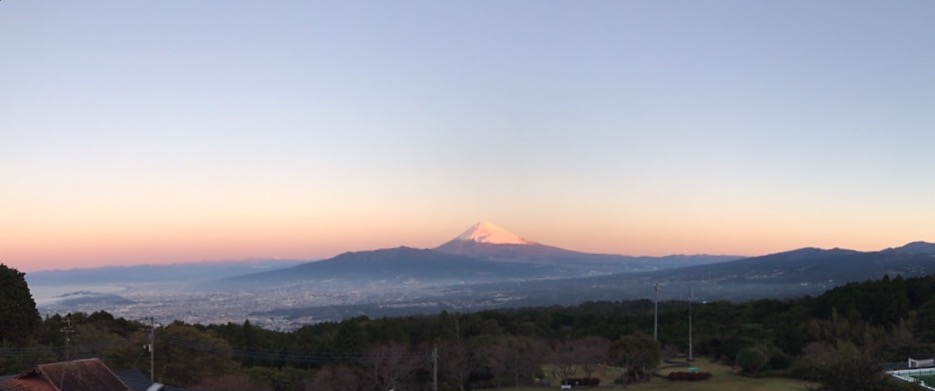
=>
[438,340,472,391]
[481,336,511,387]
[576,336,610,379]
[546,337,578,384]
[305,364,363,391]
[502,336,548,387]
[360,343,422,391]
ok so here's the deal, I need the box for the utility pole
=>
[688,287,694,362]
[653,283,659,341]
[432,344,438,391]
[60,315,75,361]
[147,317,155,382]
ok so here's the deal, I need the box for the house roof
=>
[909,353,935,361]
[0,358,132,391]
[114,369,152,391]
[114,369,191,391]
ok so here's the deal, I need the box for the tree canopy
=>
[3,272,935,390]
[0,264,41,346]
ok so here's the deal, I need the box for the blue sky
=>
[2,1,934,271]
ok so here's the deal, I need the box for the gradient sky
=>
[2,1,934,272]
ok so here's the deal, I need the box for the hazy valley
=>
[24,222,935,332]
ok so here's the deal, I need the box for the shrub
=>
[736,346,769,374]
[667,371,712,381]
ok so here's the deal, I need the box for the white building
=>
[909,353,935,369]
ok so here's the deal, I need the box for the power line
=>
[156,335,430,364]
[2,332,431,366]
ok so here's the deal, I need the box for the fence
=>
[888,368,935,390]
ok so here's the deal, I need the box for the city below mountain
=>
[24,222,935,330]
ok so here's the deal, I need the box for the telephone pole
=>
[688,287,694,362]
[653,283,659,341]
[148,317,155,381]
[432,344,438,391]
[60,315,75,361]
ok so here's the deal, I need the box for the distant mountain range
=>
[230,246,562,284]
[661,241,935,285]
[239,224,935,320]
[456,241,935,306]
[223,221,739,286]
[24,222,935,324]
[26,259,304,286]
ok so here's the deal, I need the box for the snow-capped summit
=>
[435,221,590,261]
[453,221,535,245]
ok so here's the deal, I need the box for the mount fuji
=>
[434,221,590,261]
[230,222,740,286]
[446,221,535,245]
[34,221,935,324]
[435,221,737,269]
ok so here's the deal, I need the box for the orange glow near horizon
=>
[3,2,934,276]
[3,214,928,273]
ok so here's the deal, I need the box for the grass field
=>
[501,359,816,391]
[911,374,935,386]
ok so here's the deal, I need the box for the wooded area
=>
[2,263,933,391]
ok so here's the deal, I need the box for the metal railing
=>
[888,368,935,391]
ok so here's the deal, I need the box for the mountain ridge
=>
[25,221,935,326]
[225,222,743,284]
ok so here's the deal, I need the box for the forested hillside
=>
[2,263,933,391]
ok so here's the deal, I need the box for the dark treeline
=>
[3,263,934,391]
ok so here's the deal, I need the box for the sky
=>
[2,1,934,272]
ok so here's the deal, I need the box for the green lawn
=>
[502,359,816,391]
[912,375,935,385]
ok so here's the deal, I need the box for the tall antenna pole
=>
[148,317,155,382]
[61,315,75,361]
[653,283,659,341]
[432,344,438,391]
[688,287,693,362]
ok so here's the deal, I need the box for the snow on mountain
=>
[434,221,588,260]
[452,221,535,245]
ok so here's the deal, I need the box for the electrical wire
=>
[1,337,431,366]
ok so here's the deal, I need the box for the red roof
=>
[0,358,132,391]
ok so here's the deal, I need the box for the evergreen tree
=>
[736,346,769,374]
[156,323,239,386]
[914,298,935,343]
[0,264,41,345]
